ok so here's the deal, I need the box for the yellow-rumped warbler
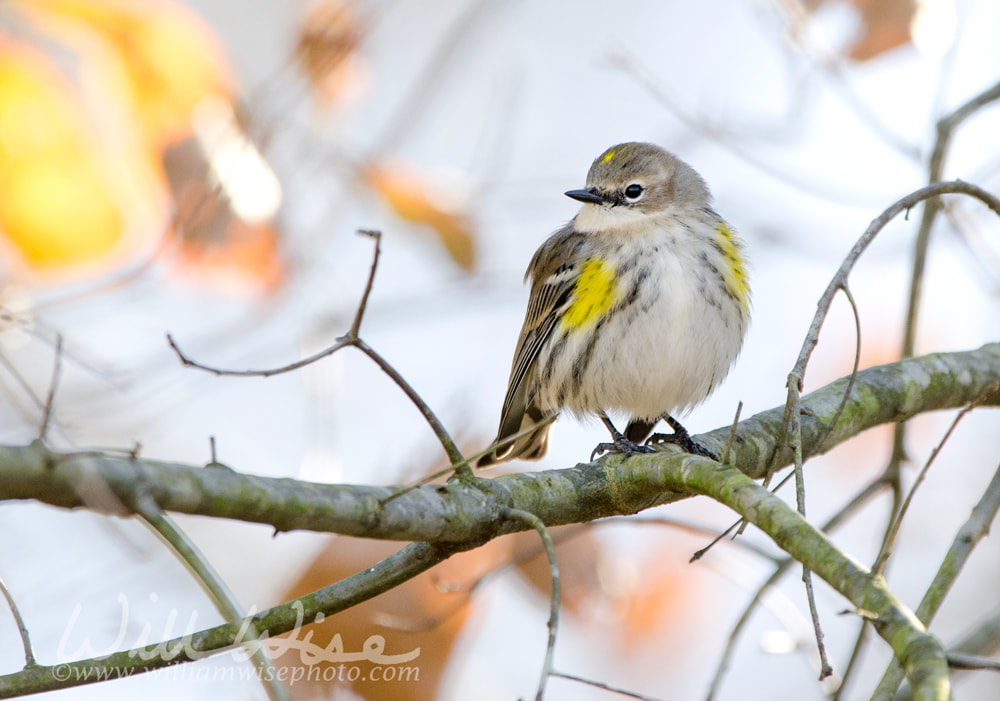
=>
[478,142,750,466]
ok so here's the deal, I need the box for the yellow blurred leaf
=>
[15,0,232,147]
[363,160,477,271]
[0,43,124,268]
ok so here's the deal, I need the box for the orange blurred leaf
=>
[363,160,477,271]
[19,0,232,147]
[296,0,368,108]
[279,536,509,701]
[846,0,916,60]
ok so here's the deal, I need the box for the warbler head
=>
[566,142,711,232]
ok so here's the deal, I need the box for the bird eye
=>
[624,183,644,201]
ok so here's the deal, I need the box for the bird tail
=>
[477,405,556,467]
[624,417,657,444]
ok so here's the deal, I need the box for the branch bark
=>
[2,344,998,542]
[3,346,994,698]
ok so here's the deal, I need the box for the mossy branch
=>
[1,344,997,542]
[1,345,993,697]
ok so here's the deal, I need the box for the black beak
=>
[564,187,608,205]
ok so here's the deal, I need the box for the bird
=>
[477,142,750,467]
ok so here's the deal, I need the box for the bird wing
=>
[493,230,585,442]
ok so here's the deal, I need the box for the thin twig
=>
[619,517,781,564]
[134,494,291,701]
[353,339,464,466]
[901,79,1000,361]
[944,652,1000,672]
[349,229,382,337]
[723,401,743,467]
[167,328,350,378]
[832,622,871,701]
[871,457,1000,699]
[788,381,834,680]
[382,413,557,504]
[801,562,832,680]
[167,229,466,467]
[884,80,1000,598]
[705,475,887,700]
[690,519,741,562]
[775,1,922,161]
[814,284,862,453]
[0,541,457,696]
[948,606,1000,660]
[765,183,1000,670]
[38,335,63,441]
[0,575,35,667]
[772,180,1000,476]
[503,508,560,701]
[611,48,885,206]
[873,384,996,574]
[551,670,663,700]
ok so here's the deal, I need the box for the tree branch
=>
[2,344,998,542]
[0,541,460,697]
[871,460,1000,699]
[1,345,991,697]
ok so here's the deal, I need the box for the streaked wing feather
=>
[498,278,573,422]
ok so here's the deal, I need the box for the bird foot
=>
[590,437,656,462]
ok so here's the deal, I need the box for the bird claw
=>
[590,437,656,462]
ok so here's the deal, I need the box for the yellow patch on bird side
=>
[600,149,617,164]
[560,258,619,330]
[715,222,751,311]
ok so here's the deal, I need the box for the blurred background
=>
[0,0,999,699]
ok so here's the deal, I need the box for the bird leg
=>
[591,413,655,461]
[646,414,718,460]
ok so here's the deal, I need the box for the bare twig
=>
[781,181,1000,444]
[787,377,834,680]
[348,229,381,336]
[873,385,995,574]
[948,606,1000,660]
[611,48,885,206]
[551,670,663,700]
[944,653,1000,672]
[352,338,464,466]
[503,508,560,701]
[134,494,291,701]
[723,401,743,466]
[833,622,872,701]
[814,284,862,454]
[871,458,1000,699]
[896,607,1000,701]
[705,475,888,700]
[882,80,1000,599]
[620,517,781,565]
[38,334,63,441]
[7,345,999,542]
[372,0,499,153]
[167,229,466,467]
[802,560,833,680]
[0,575,35,667]
[901,79,1000,361]
[383,413,557,504]
[0,540,458,696]
[773,0,922,161]
[764,183,1000,673]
